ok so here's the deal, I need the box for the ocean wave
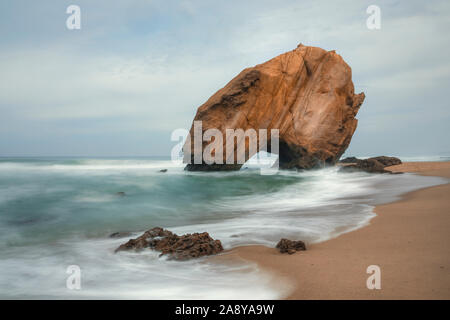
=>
[0,158,447,299]
[0,159,184,172]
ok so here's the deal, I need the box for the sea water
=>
[0,157,446,299]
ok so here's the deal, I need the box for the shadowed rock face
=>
[184,44,365,171]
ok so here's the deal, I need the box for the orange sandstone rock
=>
[184,44,365,170]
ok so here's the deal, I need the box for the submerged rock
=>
[115,227,224,260]
[339,156,402,174]
[184,44,365,171]
[276,238,306,254]
[109,231,133,238]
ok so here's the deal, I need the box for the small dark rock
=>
[109,231,133,238]
[115,227,224,260]
[159,169,168,173]
[276,238,306,254]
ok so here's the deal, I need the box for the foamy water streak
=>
[0,157,447,299]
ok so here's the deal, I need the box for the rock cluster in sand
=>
[276,238,307,254]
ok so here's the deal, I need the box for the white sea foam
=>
[0,236,285,299]
[0,159,184,173]
[0,158,447,299]
[343,155,450,162]
[171,168,447,248]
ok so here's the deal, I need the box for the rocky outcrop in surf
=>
[184,44,365,171]
[115,227,224,260]
[368,156,402,167]
[340,156,402,167]
[339,156,402,173]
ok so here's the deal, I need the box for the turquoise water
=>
[0,157,446,299]
[0,158,303,246]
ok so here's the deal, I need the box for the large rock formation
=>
[184,44,365,171]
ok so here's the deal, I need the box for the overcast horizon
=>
[1,0,449,158]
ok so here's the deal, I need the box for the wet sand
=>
[220,162,450,299]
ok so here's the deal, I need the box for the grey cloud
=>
[0,0,449,157]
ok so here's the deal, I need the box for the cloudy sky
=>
[0,0,449,157]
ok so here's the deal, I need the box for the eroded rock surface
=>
[184,44,365,171]
[115,227,224,260]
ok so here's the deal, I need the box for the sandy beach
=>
[220,161,450,299]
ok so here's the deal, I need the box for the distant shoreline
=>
[217,161,450,299]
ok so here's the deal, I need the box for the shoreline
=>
[217,161,450,299]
